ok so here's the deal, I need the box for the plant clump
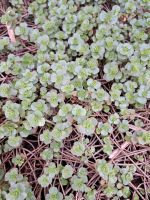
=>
[0,0,149,199]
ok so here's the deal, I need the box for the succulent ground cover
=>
[0,0,150,199]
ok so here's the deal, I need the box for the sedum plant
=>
[71,141,85,157]
[45,187,63,200]
[0,0,149,199]
[77,117,98,136]
[12,154,24,167]
[2,101,21,122]
[61,165,74,179]
[3,168,35,200]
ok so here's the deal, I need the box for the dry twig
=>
[6,24,16,43]
[109,141,130,160]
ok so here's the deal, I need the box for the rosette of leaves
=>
[0,7,19,26]
[85,189,96,200]
[36,34,50,51]
[103,62,119,81]
[120,165,136,185]
[51,70,71,88]
[87,78,101,92]
[117,43,134,59]
[45,187,63,200]
[140,43,150,62]
[15,22,29,40]
[5,168,23,184]
[15,79,36,101]
[72,104,86,117]
[91,100,103,112]
[3,168,35,200]
[125,0,137,13]
[136,131,150,145]
[2,101,21,122]
[135,85,150,105]
[108,113,120,125]
[102,137,113,155]
[77,117,98,136]
[92,88,109,102]
[61,165,74,179]
[71,167,88,192]
[26,111,45,128]
[90,41,105,59]
[40,148,53,161]
[99,5,120,24]
[0,83,17,98]
[125,60,144,77]
[38,163,59,188]
[50,122,72,142]
[0,122,17,139]
[37,174,52,188]
[58,103,72,118]
[7,136,22,148]
[40,129,53,145]
[68,33,85,52]
[30,99,48,114]
[110,83,122,101]
[118,120,129,133]
[12,154,24,167]
[11,0,24,7]
[71,141,85,157]
[4,183,28,200]
[61,84,74,95]
[96,122,113,136]
[96,159,118,184]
